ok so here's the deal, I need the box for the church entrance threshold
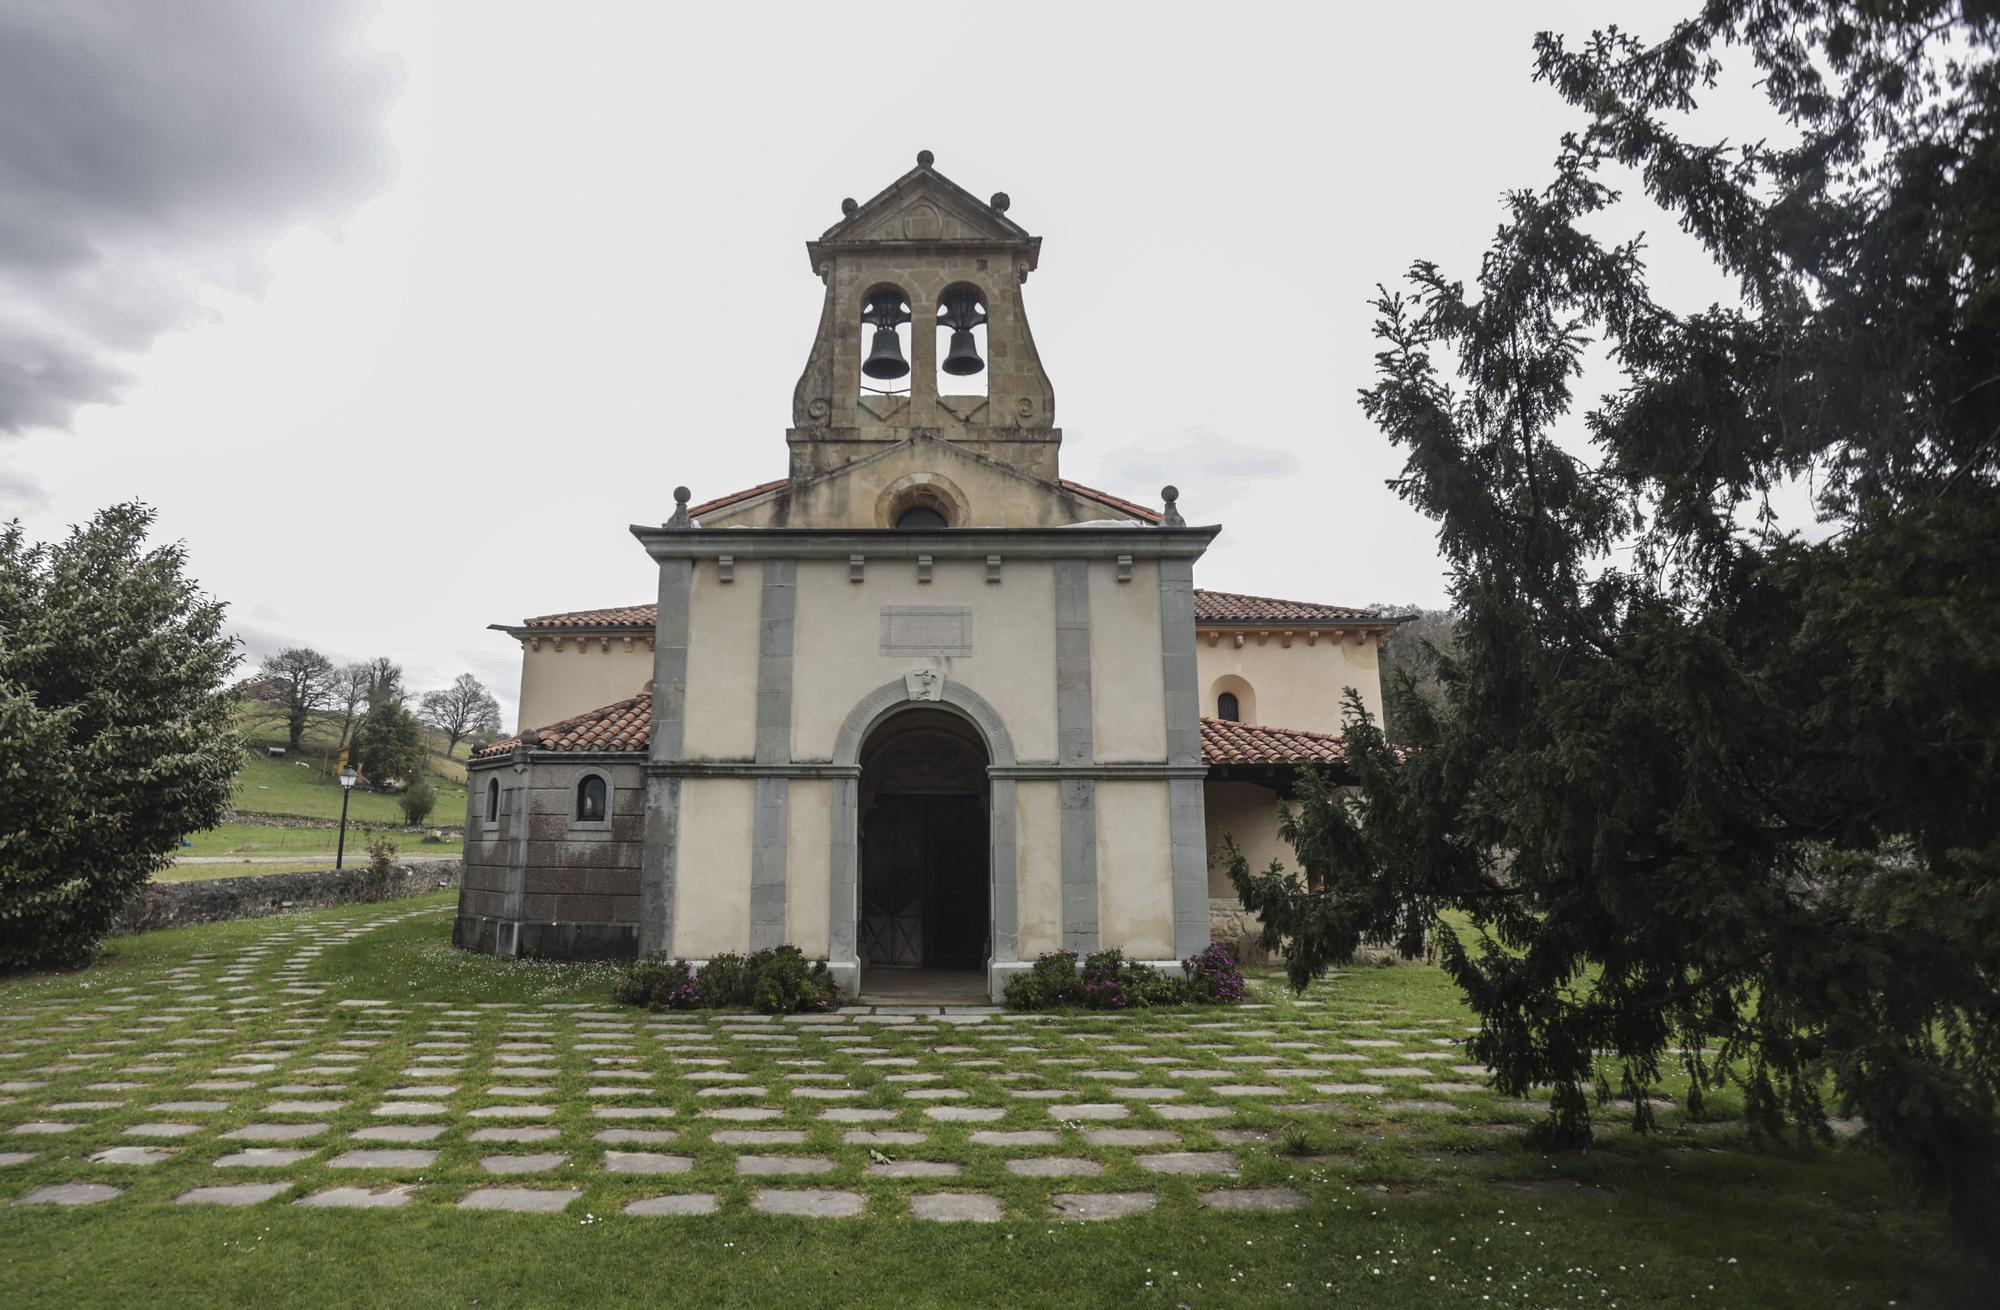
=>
[857,967,991,1005]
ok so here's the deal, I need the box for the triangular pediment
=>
[697,436,1152,531]
[815,158,1033,248]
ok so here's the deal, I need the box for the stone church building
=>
[454,154,1395,1000]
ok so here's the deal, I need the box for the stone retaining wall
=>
[115,860,461,935]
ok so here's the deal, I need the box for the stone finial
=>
[518,727,542,750]
[990,191,1010,212]
[916,149,935,168]
[840,197,857,216]
[1160,485,1184,527]
[667,486,691,529]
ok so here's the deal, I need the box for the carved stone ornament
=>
[904,667,945,702]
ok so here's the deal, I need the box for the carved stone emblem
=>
[904,668,945,702]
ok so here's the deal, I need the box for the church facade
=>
[454,154,1395,1000]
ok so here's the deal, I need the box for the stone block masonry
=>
[114,861,460,935]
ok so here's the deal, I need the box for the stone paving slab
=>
[176,1182,293,1206]
[750,1188,864,1217]
[328,1149,438,1170]
[1051,1191,1156,1220]
[458,1186,583,1213]
[910,1192,1002,1222]
[605,1151,694,1174]
[479,1153,568,1175]
[15,1183,122,1205]
[624,1193,718,1216]
[215,1148,315,1168]
[1201,1186,1309,1213]
[89,1146,178,1165]
[1006,1156,1103,1177]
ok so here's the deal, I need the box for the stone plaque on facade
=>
[880,605,972,657]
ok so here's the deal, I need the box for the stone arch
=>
[832,676,1018,769]
[828,676,1020,999]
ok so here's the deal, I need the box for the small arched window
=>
[485,777,500,822]
[1217,692,1240,722]
[896,504,948,529]
[576,775,608,822]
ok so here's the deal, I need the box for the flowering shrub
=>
[611,944,838,1014]
[611,953,699,1009]
[1181,940,1246,1004]
[1002,942,1242,1011]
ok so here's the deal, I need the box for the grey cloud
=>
[1097,427,1301,516]
[0,1,401,433]
[0,465,52,514]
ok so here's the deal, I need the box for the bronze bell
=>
[860,287,912,381]
[942,328,984,376]
[863,325,910,380]
[937,288,987,377]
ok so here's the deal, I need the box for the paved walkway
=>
[0,904,1524,1219]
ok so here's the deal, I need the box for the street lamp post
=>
[336,767,359,869]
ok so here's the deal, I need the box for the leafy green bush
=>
[614,945,839,1014]
[611,954,698,1008]
[397,779,437,825]
[1003,942,1244,1011]
[365,834,397,875]
[1002,949,1084,1010]
[694,952,746,1008]
[1,504,239,972]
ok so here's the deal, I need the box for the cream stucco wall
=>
[1194,632,1384,734]
[1014,780,1063,956]
[672,776,754,956]
[789,555,1061,763]
[785,779,833,958]
[513,639,652,733]
[1089,559,1165,762]
[1202,780,1293,898]
[681,563,763,760]
[1095,781,1174,959]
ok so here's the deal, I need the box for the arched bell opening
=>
[934,283,989,400]
[855,707,992,998]
[858,283,913,398]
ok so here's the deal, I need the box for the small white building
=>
[455,155,1396,1000]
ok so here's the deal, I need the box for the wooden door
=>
[860,794,987,968]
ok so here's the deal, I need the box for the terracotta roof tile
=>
[688,478,788,518]
[1192,589,1381,623]
[478,693,1348,770]
[1199,716,1349,766]
[1058,480,1164,524]
[474,695,653,758]
[517,587,1379,634]
[520,604,656,630]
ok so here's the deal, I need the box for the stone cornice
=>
[629,524,1221,562]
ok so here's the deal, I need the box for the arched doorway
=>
[857,707,991,996]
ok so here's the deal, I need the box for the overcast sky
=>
[3,0,1748,727]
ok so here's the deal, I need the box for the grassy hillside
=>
[227,702,473,828]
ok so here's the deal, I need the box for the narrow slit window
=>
[485,777,500,822]
[1217,691,1240,722]
[576,775,608,822]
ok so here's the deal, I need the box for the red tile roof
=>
[688,478,788,518]
[520,604,658,630]
[479,694,1350,770]
[1200,716,1349,766]
[1058,480,1164,524]
[473,694,652,758]
[515,588,1380,634]
[1192,589,1381,623]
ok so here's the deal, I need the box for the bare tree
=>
[330,661,370,753]
[362,656,403,711]
[419,673,501,757]
[257,647,338,751]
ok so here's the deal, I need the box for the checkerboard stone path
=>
[0,901,1542,1223]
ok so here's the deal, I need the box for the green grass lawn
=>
[230,752,469,827]
[0,896,1976,1309]
[152,826,466,883]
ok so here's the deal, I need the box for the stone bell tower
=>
[789,150,1061,482]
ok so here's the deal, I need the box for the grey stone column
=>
[826,774,860,994]
[1158,556,1209,958]
[988,777,1019,964]
[501,754,533,959]
[639,558,693,957]
[749,560,797,949]
[1053,558,1099,952]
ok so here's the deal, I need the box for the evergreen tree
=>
[0,504,240,970]
[1233,1,2000,1254]
[350,697,425,785]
